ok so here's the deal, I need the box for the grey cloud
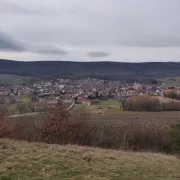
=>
[7,0,180,48]
[113,36,180,47]
[32,45,68,55]
[0,1,44,15]
[1,0,180,61]
[0,32,26,51]
[88,52,111,57]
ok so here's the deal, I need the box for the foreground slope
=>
[0,139,180,180]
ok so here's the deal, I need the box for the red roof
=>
[78,97,90,102]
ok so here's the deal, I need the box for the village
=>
[0,78,178,109]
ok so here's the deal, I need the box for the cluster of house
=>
[0,78,178,107]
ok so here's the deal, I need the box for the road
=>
[8,112,40,118]
[8,101,75,118]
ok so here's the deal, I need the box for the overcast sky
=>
[0,0,180,62]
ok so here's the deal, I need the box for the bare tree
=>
[16,103,28,114]
[0,96,5,104]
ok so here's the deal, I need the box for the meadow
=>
[0,74,31,85]
[157,76,180,86]
[1,101,180,180]
[1,139,180,180]
[86,99,122,110]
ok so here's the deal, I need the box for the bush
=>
[123,95,180,112]
[123,95,161,111]
[36,107,89,145]
[0,110,12,138]
[16,102,28,114]
[82,122,172,152]
[91,99,100,105]
[0,104,178,153]
[161,102,180,111]
[164,91,179,100]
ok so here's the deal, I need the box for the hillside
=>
[1,59,180,81]
[1,139,180,180]
[0,74,31,85]
[157,76,180,86]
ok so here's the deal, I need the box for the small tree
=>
[38,105,93,145]
[152,79,158,84]
[0,96,5,104]
[16,103,28,114]
[57,99,64,107]
[31,96,39,102]
[27,103,35,112]
[9,96,16,103]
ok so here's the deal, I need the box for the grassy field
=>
[76,102,180,124]
[9,107,180,126]
[0,139,180,180]
[87,99,122,111]
[7,104,17,112]
[0,74,31,85]
[157,76,180,86]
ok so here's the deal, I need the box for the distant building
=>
[133,82,142,90]
[77,97,91,105]
[0,88,8,95]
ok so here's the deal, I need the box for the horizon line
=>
[0,59,180,63]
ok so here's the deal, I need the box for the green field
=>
[0,139,180,180]
[0,74,31,85]
[87,99,122,111]
[7,104,17,112]
[157,76,180,86]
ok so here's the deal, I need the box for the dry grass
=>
[91,110,180,125]
[157,96,180,103]
[6,109,180,152]
[0,139,180,180]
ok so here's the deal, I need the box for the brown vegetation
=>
[0,110,12,138]
[123,95,161,111]
[0,104,180,153]
[123,95,180,111]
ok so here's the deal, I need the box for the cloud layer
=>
[0,0,180,61]
[0,32,25,51]
[88,52,111,57]
[31,45,68,55]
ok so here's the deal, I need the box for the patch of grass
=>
[7,104,17,112]
[88,99,122,111]
[157,76,180,86]
[21,96,30,103]
[0,139,180,180]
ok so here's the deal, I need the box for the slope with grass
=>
[0,139,180,180]
[0,74,31,85]
[157,76,180,86]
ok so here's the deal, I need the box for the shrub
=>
[0,110,12,138]
[161,102,180,111]
[164,90,179,100]
[16,102,28,114]
[84,122,172,152]
[36,107,88,145]
[91,99,100,105]
[123,95,161,111]
[1,104,177,154]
